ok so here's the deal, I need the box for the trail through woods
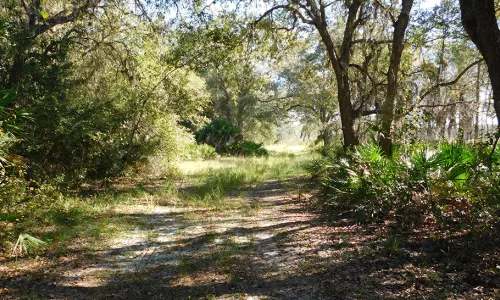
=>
[1,156,498,299]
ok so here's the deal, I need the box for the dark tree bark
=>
[309,0,361,148]
[379,0,414,157]
[7,0,100,88]
[459,0,500,130]
[474,61,481,140]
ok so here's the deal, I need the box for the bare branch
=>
[398,59,484,117]
[419,59,483,102]
[418,100,474,109]
[360,108,379,116]
[374,0,395,23]
[295,9,315,25]
[351,39,392,45]
[259,94,298,103]
[254,5,290,25]
[286,104,318,113]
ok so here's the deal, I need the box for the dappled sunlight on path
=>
[2,178,339,299]
[2,162,498,299]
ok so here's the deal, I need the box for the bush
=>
[311,142,500,229]
[187,143,219,160]
[195,119,241,153]
[195,119,268,157]
[231,141,269,157]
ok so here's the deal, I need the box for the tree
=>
[256,0,371,147]
[459,0,500,133]
[254,0,422,149]
[192,15,292,142]
[379,0,414,157]
[3,0,101,91]
[1,0,210,183]
[279,40,340,147]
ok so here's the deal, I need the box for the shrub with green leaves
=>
[195,119,241,153]
[311,142,500,228]
[187,143,219,160]
[231,141,269,157]
[196,119,268,157]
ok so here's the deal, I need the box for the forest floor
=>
[1,148,499,299]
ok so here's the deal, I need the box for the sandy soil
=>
[1,179,498,299]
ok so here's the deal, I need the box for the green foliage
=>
[231,141,269,157]
[12,233,47,255]
[1,4,210,185]
[196,119,268,157]
[187,143,219,160]
[0,89,31,134]
[197,15,288,143]
[312,142,500,228]
[279,41,339,146]
[0,4,212,244]
[195,119,241,152]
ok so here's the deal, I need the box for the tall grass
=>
[0,148,314,256]
[178,152,312,209]
[179,152,311,182]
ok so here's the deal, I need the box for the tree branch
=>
[35,0,101,38]
[254,5,290,25]
[399,59,484,117]
[351,39,392,45]
[418,100,474,109]
[259,94,298,103]
[286,103,318,113]
[360,108,379,116]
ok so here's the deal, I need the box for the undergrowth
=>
[310,142,500,230]
[0,150,312,256]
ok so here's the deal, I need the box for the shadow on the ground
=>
[2,181,499,300]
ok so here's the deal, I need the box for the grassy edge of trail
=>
[0,150,315,259]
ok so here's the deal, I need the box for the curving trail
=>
[2,163,498,299]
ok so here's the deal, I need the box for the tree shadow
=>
[2,180,498,299]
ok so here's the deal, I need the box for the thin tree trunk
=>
[379,0,414,157]
[457,92,466,141]
[474,60,481,140]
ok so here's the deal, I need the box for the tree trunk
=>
[474,60,481,140]
[460,0,500,130]
[337,77,359,147]
[379,0,414,157]
[318,106,333,148]
[313,0,361,148]
[457,91,467,141]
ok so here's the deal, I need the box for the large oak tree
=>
[459,0,500,132]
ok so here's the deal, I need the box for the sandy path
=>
[2,180,340,299]
[3,178,497,299]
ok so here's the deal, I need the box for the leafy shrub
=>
[195,119,241,152]
[196,119,268,157]
[187,143,219,160]
[231,141,269,157]
[312,142,500,229]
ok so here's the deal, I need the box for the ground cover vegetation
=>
[0,0,499,298]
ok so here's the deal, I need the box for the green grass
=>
[0,147,315,257]
[177,151,313,209]
[178,151,311,182]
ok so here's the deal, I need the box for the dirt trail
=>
[2,179,345,299]
[3,177,497,299]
